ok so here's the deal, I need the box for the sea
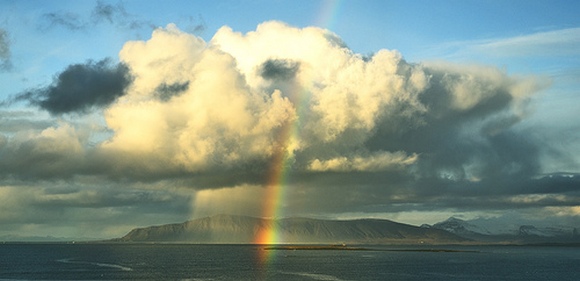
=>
[1,243,579,280]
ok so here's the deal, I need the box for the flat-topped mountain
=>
[114,214,467,244]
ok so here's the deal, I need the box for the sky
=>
[0,0,579,240]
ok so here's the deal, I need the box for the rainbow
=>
[254,0,344,270]
[254,92,310,281]
[254,82,310,244]
[254,0,344,246]
[254,0,341,274]
[253,118,295,245]
[315,0,344,31]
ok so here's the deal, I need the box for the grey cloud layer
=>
[0,183,191,237]
[1,21,577,219]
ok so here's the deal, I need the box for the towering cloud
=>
[101,23,296,179]
[3,21,569,219]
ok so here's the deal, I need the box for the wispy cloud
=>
[39,1,155,32]
[90,0,155,30]
[473,27,580,57]
[420,27,580,61]
[41,11,87,30]
[91,0,128,25]
[0,28,13,71]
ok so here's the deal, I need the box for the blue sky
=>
[3,1,580,93]
[0,0,579,239]
[3,1,579,121]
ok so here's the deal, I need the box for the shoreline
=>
[262,245,480,252]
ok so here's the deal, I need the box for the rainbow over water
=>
[254,2,344,272]
[254,0,344,247]
[253,90,300,275]
[254,80,309,246]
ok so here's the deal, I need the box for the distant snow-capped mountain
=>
[431,217,493,236]
[427,217,580,243]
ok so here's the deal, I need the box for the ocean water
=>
[1,243,579,280]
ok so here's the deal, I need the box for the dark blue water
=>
[1,243,579,280]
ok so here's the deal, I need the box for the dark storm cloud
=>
[10,58,132,114]
[259,59,300,80]
[364,65,537,185]
[154,81,190,102]
[0,28,13,71]
[267,61,564,215]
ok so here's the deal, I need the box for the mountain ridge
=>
[427,216,580,244]
[113,214,468,244]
